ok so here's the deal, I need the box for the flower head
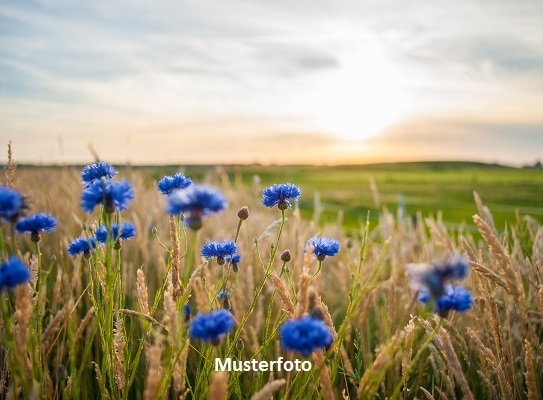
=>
[81,162,117,185]
[0,256,31,291]
[407,253,470,297]
[189,309,234,344]
[0,186,28,223]
[80,179,134,214]
[166,185,227,230]
[419,284,473,315]
[262,183,301,210]
[280,316,333,356]
[68,237,97,258]
[16,213,57,242]
[306,237,340,261]
[201,241,237,265]
[157,173,193,195]
[95,223,136,244]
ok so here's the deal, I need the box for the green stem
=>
[226,210,286,357]
[309,260,323,282]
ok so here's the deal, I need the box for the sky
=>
[1,0,543,165]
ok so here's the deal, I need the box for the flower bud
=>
[237,206,249,220]
[281,250,291,262]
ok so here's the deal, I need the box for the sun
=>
[304,38,413,143]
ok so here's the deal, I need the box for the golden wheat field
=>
[0,160,542,400]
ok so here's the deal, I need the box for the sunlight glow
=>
[307,40,412,143]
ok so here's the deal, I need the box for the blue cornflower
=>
[407,253,470,297]
[184,304,191,322]
[217,290,230,300]
[157,173,193,195]
[226,253,241,272]
[280,316,333,357]
[166,185,227,230]
[262,183,301,210]
[434,253,469,280]
[68,237,97,258]
[16,213,57,242]
[80,179,134,214]
[0,186,27,223]
[201,241,237,265]
[306,236,340,261]
[189,309,235,344]
[0,256,31,291]
[81,162,117,185]
[95,223,136,244]
[419,284,473,315]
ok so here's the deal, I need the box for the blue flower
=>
[16,213,57,241]
[419,284,473,314]
[217,290,230,300]
[0,186,27,223]
[407,254,470,297]
[0,256,31,291]
[95,223,136,243]
[226,254,241,265]
[280,316,333,356]
[81,162,117,185]
[201,241,237,265]
[189,309,235,344]
[157,173,193,195]
[166,185,227,230]
[306,237,340,261]
[262,183,301,210]
[435,253,469,280]
[68,237,97,258]
[80,179,134,214]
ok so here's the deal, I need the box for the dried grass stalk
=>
[173,340,190,393]
[473,215,523,301]
[74,307,94,344]
[93,362,111,400]
[434,328,474,400]
[467,328,513,398]
[169,216,182,300]
[144,343,163,400]
[251,379,286,400]
[357,332,404,398]
[193,277,210,313]
[164,279,178,338]
[312,351,335,400]
[207,371,228,400]
[420,386,436,400]
[402,317,416,381]
[184,262,205,301]
[42,305,69,357]
[136,268,150,316]
[524,340,540,400]
[113,314,126,393]
[269,273,294,318]
[295,251,312,318]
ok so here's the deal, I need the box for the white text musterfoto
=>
[214,357,312,372]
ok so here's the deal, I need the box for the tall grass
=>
[0,161,542,399]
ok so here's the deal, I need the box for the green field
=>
[138,161,543,231]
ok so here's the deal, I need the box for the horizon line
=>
[6,159,541,169]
